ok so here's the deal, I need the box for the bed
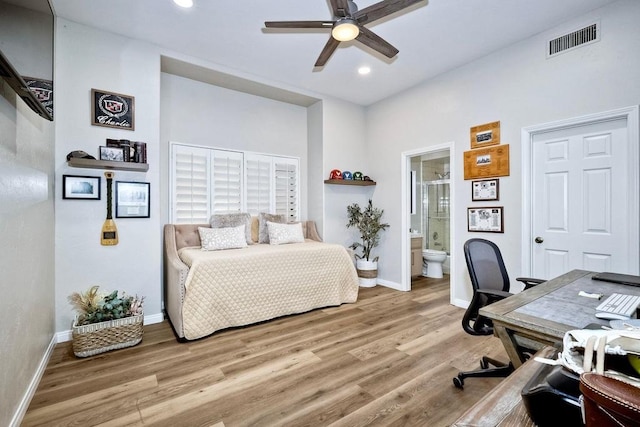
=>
[163,220,359,340]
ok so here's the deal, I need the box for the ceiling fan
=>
[264,0,423,67]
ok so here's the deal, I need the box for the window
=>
[170,143,299,223]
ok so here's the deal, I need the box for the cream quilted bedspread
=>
[177,241,359,340]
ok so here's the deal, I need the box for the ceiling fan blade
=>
[354,0,423,25]
[329,0,350,18]
[265,20,333,29]
[356,26,399,58]
[315,37,341,67]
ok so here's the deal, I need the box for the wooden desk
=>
[480,269,640,368]
[452,346,556,427]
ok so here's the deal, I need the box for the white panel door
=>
[532,118,630,279]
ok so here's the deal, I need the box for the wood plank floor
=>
[23,276,510,426]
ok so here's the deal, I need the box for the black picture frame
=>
[115,181,150,218]
[467,206,504,233]
[91,88,135,131]
[99,146,125,162]
[471,179,500,201]
[62,175,101,200]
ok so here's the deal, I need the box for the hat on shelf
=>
[66,150,96,161]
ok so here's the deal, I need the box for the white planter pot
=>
[356,259,378,287]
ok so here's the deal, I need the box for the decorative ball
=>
[342,171,353,180]
[329,169,342,179]
[353,171,364,180]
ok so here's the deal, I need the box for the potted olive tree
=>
[347,199,390,287]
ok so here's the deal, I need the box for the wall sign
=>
[463,144,510,180]
[91,89,135,131]
[470,121,500,149]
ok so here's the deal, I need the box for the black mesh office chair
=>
[453,238,545,389]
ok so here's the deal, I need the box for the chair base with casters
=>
[453,357,514,389]
[453,238,545,390]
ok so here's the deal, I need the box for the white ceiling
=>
[50,0,618,106]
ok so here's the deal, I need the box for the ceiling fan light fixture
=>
[173,0,193,8]
[332,19,359,42]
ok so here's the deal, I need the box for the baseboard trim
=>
[56,312,165,343]
[10,334,56,427]
[376,278,406,291]
[452,297,469,309]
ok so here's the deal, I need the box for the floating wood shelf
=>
[68,158,149,172]
[324,179,376,186]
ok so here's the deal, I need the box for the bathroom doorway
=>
[401,142,455,293]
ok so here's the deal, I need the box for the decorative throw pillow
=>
[258,212,286,243]
[198,225,248,251]
[209,212,252,245]
[266,221,305,245]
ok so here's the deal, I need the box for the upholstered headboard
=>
[168,219,322,252]
[171,224,210,251]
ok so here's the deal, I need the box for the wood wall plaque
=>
[470,121,500,149]
[464,144,510,180]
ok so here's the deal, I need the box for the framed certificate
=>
[468,207,504,233]
[471,179,499,201]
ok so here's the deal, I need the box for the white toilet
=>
[422,249,448,278]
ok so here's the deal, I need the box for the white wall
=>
[159,72,309,224]
[54,19,162,332]
[366,0,640,303]
[306,101,324,234]
[320,98,372,249]
[0,80,54,426]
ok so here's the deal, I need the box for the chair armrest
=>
[476,289,513,300]
[516,277,546,290]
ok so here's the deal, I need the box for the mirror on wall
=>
[0,0,54,120]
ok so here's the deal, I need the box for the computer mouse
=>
[595,312,630,320]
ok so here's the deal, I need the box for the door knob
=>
[535,237,544,244]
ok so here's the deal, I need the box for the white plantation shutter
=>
[275,158,298,221]
[245,154,272,215]
[212,150,243,213]
[169,143,299,223]
[171,145,210,223]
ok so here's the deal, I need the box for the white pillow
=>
[198,225,248,251]
[266,221,305,245]
[258,212,286,243]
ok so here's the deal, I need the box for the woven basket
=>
[72,314,143,357]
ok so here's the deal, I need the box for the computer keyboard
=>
[596,293,640,317]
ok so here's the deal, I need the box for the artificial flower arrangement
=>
[68,285,144,326]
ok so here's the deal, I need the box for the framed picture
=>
[62,175,101,200]
[463,144,510,180]
[472,179,499,201]
[115,181,150,218]
[99,146,125,162]
[91,88,135,131]
[470,121,500,149]
[468,207,504,233]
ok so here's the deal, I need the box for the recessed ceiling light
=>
[173,0,193,8]
[358,66,371,75]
